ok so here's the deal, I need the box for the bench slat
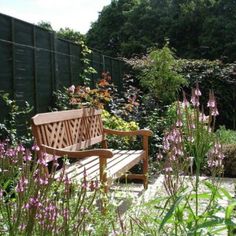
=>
[32,108,102,125]
[62,135,104,150]
[55,150,145,184]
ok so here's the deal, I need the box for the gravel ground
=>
[110,175,236,214]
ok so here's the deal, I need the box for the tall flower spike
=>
[182,91,189,108]
[208,91,219,116]
[195,82,202,96]
[207,90,216,108]
[191,89,200,107]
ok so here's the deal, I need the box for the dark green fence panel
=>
[0,13,125,136]
[89,50,124,90]
[56,39,71,88]
[70,43,82,85]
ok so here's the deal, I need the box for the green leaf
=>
[158,194,186,232]
[220,187,233,200]
[225,201,236,220]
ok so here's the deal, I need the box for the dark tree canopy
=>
[86,0,236,61]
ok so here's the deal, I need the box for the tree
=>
[37,21,53,31]
[57,28,85,43]
[139,43,187,104]
[86,0,236,61]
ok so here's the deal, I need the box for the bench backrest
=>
[31,108,104,150]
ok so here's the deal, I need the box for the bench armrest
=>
[40,144,113,159]
[103,128,153,137]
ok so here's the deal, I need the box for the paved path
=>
[110,175,236,214]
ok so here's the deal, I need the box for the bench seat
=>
[55,149,145,185]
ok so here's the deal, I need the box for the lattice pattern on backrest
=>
[69,114,104,145]
[39,120,73,149]
[32,109,104,149]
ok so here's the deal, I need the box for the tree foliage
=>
[139,43,187,104]
[86,0,236,61]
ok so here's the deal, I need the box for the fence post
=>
[233,84,236,130]
[52,32,58,90]
[33,25,38,113]
[69,43,73,85]
[11,18,16,100]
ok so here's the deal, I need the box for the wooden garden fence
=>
[0,13,125,129]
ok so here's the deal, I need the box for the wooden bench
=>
[31,108,152,192]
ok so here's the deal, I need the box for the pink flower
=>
[16,177,28,193]
[176,120,183,127]
[207,99,216,108]
[23,150,32,161]
[32,144,40,151]
[156,152,163,160]
[67,85,75,93]
[190,93,200,107]
[194,88,201,96]
[207,90,216,108]
[182,92,189,108]
[37,156,48,166]
[211,107,219,116]
[17,144,25,153]
[164,166,173,173]
[194,83,202,96]
[199,113,208,123]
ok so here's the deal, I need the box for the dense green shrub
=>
[138,44,187,105]
[222,144,236,177]
[216,126,236,145]
[179,59,236,129]
[126,58,236,129]
[102,110,139,149]
[0,93,33,145]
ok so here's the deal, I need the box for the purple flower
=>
[0,189,3,199]
[190,93,200,107]
[211,107,219,116]
[156,152,163,160]
[182,92,189,108]
[67,85,75,93]
[17,144,25,153]
[194,83,202,96]
[23,150,32,161]
[164,166,173,173]
[194,88,201,96]
[37,156,48,167]
[176,120,183,127]
[32,144,40,151]
[16,177,28,193]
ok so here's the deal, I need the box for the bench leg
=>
[143,136,149,189]
[99,158,108,194]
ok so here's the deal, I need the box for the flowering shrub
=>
[52,72,139,150]
[0,141,115,235]
[108,85,236,235]
[53,72,112,111]
[149,84,236,234]
[102,110,139,149]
